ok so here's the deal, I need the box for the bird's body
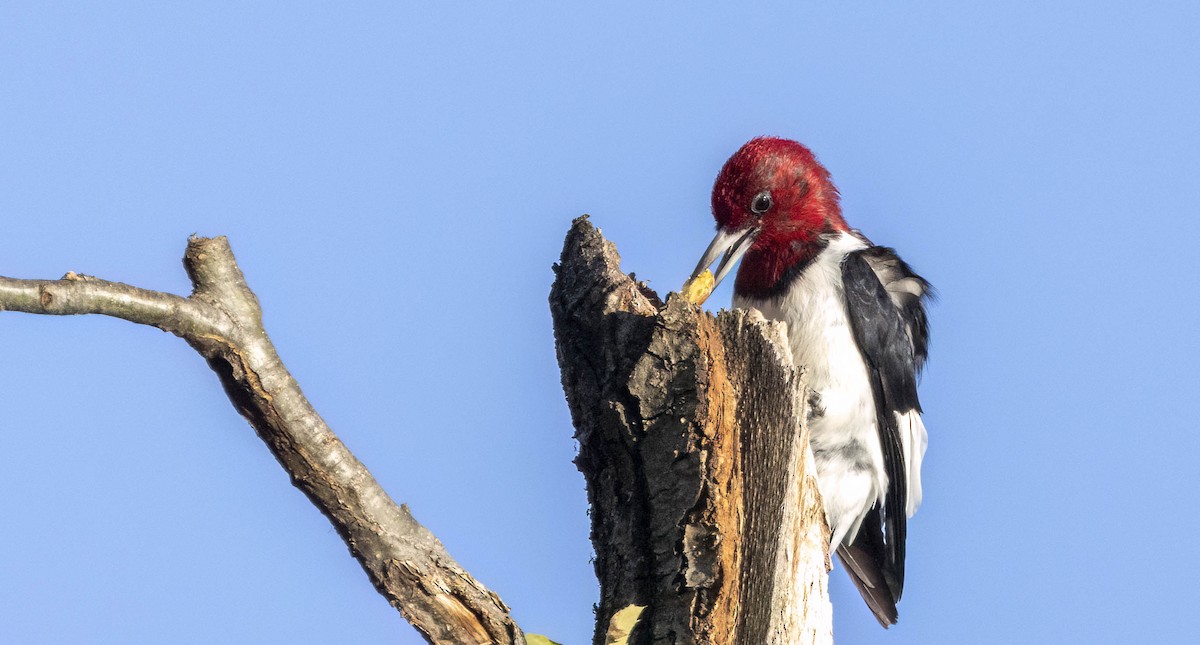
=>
[691,137,932,627]
[737,231,890,550]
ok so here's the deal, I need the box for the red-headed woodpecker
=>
[690,137,932,626]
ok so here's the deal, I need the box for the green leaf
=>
[527,635,563,645]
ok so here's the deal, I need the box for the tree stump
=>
[550,217,834,645]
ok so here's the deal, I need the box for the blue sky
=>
[2,2,1198,643]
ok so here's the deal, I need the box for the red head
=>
[692,137,847,298]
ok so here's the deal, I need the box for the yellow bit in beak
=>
[681,269,715,305]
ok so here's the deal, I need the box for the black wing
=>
[857,245,932,371]
[838,245,931,626]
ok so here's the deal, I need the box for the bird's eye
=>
[750,192,773,215]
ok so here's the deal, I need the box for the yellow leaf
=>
[604,604,646,645]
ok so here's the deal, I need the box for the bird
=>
[689,137,932,627]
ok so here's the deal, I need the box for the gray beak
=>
[691,226,759,289]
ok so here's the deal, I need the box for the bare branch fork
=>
[0,236,521,645]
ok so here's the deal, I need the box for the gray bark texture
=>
[0,237,522,645]
[550,217,833,645]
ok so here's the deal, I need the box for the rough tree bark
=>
[0,237,522,645]
[550,217,833,645]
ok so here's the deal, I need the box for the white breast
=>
[734,232,885,547]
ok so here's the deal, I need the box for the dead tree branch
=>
[550,217,833,644]
[0,236,522,645]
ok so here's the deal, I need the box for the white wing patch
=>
[895,410,927,517]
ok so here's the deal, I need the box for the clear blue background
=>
[2,2,1197,643]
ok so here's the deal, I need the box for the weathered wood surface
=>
[550,217,832,645]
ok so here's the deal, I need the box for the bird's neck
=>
[733,231,829,299]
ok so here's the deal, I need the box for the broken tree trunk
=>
[550,217,834,645]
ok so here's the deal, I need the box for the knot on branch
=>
[184,235,263,323]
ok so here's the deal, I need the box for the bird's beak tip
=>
[689,226,757,295]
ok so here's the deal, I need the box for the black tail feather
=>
[836,511,901,628]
